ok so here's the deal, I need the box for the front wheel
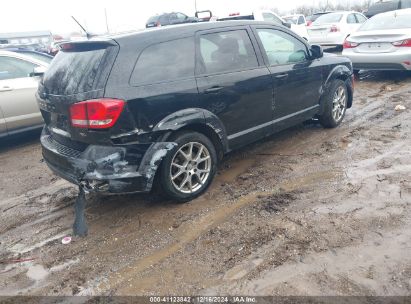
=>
[318,80,348,128]
[158,131,218,202]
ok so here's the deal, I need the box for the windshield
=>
[359,12,411,30]
[313,13,343,24]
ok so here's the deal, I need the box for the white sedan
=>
[282,14,310,41]
[342,8,411,72]
[308,11,367,49]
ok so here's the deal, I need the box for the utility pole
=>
[194,0,198,12]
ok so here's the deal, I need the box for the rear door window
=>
[130,37,195,85]
[197,30,258,75]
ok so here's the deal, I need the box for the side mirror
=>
[310,44,323,59]
[31,66,47,77]
[283,22,292,29]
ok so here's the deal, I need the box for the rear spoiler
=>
[59,39,118,52]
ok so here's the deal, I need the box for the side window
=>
[347,14,357,24]
[257,29,308,66]
[298,16,305,25]
[355,14,367,23]
[197,30,258,75]
[130,37,195,85]
[176,13,187,21]
[0,56,37,80]
[262,13,283,25]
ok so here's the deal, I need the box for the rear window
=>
[147,16,159,24]
[313,13,343,24]
[42,46,107,95]
[359,11,411,30]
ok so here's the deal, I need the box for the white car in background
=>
[342,9,411,72]
[308,11,367,49]
[282,14,310,41]
[217,10,309,40]
[0,51,48,137]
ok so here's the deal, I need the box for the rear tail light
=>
[229,12,240,16]
[307,21,313,26]
[392,39,411,47]
[343,39,359,49]
[69,99,125,129]
[330,25,340,32]
[156,21,161,27]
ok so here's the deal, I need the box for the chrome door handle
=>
[0,86,13,92]
[204,86,223,94]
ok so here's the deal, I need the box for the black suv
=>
[146,12,198,28]
[37,21,354,201]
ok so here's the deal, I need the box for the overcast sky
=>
[3,0,364,35]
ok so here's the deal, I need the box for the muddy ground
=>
[0,70,410,297]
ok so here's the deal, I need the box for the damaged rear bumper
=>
[40,127,176,194]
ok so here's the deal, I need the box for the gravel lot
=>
[0,70,410,296]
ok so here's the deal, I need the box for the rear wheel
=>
[318,80,348,128]
[158,131,218,202]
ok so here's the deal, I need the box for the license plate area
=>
[367,43,382,49]
[51,112,70,132]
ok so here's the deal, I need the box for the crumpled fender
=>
[152,108,229,153]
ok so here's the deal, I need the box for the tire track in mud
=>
[96,170,339,294]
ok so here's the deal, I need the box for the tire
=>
[318,79,348,128]
[158,131,218,202]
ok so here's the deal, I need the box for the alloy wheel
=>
[332,86,347,122]
[170,142,211,194]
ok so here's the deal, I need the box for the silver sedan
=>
[0,51,48,138]
[342,8,411,72]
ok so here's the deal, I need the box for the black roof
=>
[105,21,287,46]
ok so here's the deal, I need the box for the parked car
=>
[218,10,308,40]
[146,12,198,28]
[37,21,354,201]
[283,14,307,25]
[342,8,411,72]
[0,51,48,138]
[282,14,310,41]
[308,11,367,49]
[3,48,53,64]
[365,0,411,18]
[306,12,333,26]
